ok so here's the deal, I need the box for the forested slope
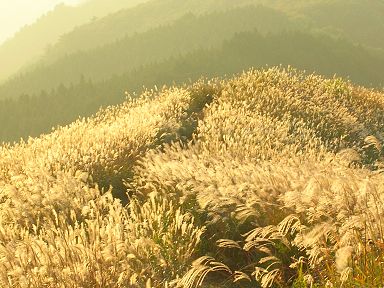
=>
[1,29,383,143]
[38,0,384,63]
[3,0,384,85]
[0,6,295,99]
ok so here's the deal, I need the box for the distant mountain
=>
[0,0,148,83]
[0,6,296,99]
[248,0,384,50]
[281,0,384,50]
[35,0,271,66]
[40,0,384,67]
[3,0,384,85]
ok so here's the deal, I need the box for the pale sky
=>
[0,0,84,44]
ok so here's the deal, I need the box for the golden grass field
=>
[0,67,383,287]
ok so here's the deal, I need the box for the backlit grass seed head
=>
[0,67,383,287]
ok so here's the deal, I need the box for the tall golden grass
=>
[0,67,383,287]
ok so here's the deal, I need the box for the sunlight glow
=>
[0,0,85,44]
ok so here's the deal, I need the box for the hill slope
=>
[0,68,383,287]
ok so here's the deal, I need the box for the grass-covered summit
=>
[0,67,383,287]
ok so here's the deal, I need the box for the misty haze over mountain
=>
[0,0,383,143]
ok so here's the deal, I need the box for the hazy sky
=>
[0,0,84,44]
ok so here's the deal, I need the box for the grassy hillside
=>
[0,0,148,83]
[1,29,384,143]
[0,67,383,287]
